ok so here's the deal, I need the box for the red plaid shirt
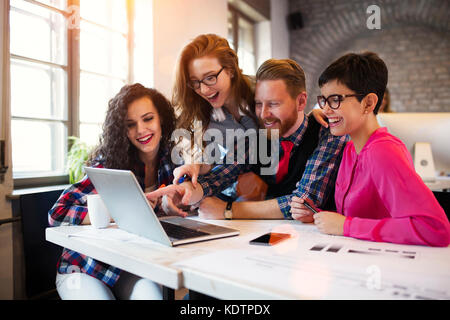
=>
[48,148,174,287]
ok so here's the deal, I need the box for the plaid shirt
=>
[48,147,174,287]
[197,137,254,198]
[275,116,347,218]
[198,115,348,218]
[197,108,257,199]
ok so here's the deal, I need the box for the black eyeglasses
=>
[317,94,366,110]
[187,67,225,90]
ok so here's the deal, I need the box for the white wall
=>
[270,0,290,59]
[255,21,271,67]
[142,0,290,95]
[133,0,154,88]
[152,0,228,98]
[0,0,14,300]
[252,0,291,72]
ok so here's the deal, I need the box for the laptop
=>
[84,167,239,246]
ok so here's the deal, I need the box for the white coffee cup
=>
[87,194,111,228]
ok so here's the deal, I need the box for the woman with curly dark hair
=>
[87,83,176,173]
[48,83,180,299]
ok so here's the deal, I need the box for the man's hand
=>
[198,197,227,220]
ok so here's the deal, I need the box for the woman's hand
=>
[173,164,201,187]
[146,182,204,217]
[173,164,213,187]
[161,195,188,217]
[308,108,328,128]
[147,196,161,210]
[290,196,315,223]
[146,184,192,217]
[313,211,345,235]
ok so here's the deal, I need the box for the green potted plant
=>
[66,136,94,184]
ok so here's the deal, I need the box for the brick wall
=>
[288,0,450,112]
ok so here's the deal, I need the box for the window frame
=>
[228,4,257,74]
[9,0,135,189]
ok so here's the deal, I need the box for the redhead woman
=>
[148,34,259,213]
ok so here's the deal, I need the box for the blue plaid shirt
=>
[48,147,174,287]
[198,115,348,218]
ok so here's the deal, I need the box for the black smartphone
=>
[249,232,291,246]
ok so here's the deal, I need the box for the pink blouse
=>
[335,127,450,247]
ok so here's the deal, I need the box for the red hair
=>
[172,34,256,133]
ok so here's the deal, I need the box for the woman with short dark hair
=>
[292,52,449,247]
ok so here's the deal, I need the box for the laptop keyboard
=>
[160,221,209,240]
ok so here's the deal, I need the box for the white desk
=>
[45,224,195,290]
[46,219,450,300]
[425,177,450,192]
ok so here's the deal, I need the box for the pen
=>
[302,200,318,213]
[177,174,188,184]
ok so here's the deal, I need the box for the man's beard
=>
[260,110,298,140]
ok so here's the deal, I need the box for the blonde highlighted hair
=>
[256,58,306,99]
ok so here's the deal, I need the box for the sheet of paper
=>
[67,225,140,242]
[175,244,450,300]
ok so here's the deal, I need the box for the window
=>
[9,0,135,186]
[79,0,129,147]
[227,5,256,75]
[10,0,68,180]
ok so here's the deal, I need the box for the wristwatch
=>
[224,201,233,220]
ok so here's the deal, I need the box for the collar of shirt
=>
[133,145,174,189]
[281,114,308,148]
[214,106,253,124]
[209,106,258,135]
